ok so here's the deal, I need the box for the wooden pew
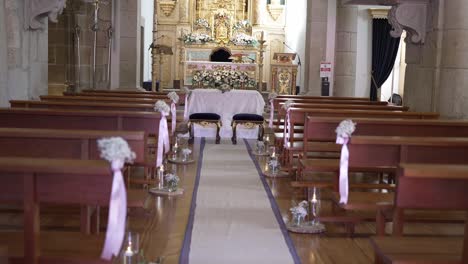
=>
[64,91,179,100]
[41,95,164,104]
[279,108,439,172]
[370,164,468,264]
[0,127,149,234]
[0,108,160,135]
[0,157,114,263]
[276,94,370,101]
[0,108,161,180]
[298,116,468,186]
[299,136,468,234]
[11,100,163,112]
[81,89,167,95]
[59,92,187,103]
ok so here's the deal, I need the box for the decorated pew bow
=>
[268,92,278,128]
[282,100,294,148]
[335,119,356,204]
[155,100,170,167]
[98,137,136,260]
[182,87,191,122]
[167,92,179,135]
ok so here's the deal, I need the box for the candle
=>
[158,166,165,189]
[261,31,264,41]
[174,141,178,148]
[124,243,133,257]
[271,152,276,158]
[311,191,317,204]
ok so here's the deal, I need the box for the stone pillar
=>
[0,0,9,107]
[334,0,357,97]
[2,0,50,107]
[304,0,328,95]
[438,0,468,118]
[119,0,140,88]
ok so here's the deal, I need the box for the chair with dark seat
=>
[231,113,265,144]
[188,113,221,144]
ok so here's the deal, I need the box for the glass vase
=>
[292,215,304,227]
[167,181,178,192]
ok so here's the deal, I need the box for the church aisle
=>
[180,139,299,264]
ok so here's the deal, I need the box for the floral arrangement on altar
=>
[192,68,256,90]
[194,18,210,30]
[233,20,252,31]
[230,33,258,46]
[182,32,213,44]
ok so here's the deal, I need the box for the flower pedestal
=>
[252,141,270,156]
[263,151,288,178]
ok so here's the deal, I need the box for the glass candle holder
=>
[157,166,164,189]
[122,232,139,264]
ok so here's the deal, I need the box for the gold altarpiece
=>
[154,0,287,90]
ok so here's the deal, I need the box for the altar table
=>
[187,89,265,138]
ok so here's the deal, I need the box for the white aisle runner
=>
[180,139,299,264]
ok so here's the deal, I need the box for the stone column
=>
[334,0,357,97]
[119,0,140,88]
[3,0,49,106]
[438,0,468,118]
[304,0,328,95]
[0,0,9,107]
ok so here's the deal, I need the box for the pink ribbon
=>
[269,99,274,128]
[157,112,170,167]
[101,159,127,260]
[283,108,291,148]
[336,136,350,204]
[183,93,189,121]
[171,102,176,135]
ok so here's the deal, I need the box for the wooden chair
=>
[371,163,468,264]
[231,113,265,144]
[188,113,221,144]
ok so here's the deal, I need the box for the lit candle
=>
[311,191,317,204]
[124,243,133,257]
[158,165,165,189]
[271,152,276,158]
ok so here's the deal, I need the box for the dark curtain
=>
[370,19,401,101]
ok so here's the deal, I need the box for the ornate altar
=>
[270,53,298,94]
[178,0,265,90]
[154,0,287,90]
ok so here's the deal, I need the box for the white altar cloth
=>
[187,89,265,139]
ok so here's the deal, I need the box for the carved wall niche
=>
[24,0,67,30]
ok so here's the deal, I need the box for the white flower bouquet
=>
[98,137,136,164]
[181,148,192,156]
[192,68,256,90]
[230,33,258,46]
[268,92,278,101]
[335,119,356,138]
[167,91,179,104]
[194,18,210,30]
[183,32,213,44]
[282,100,294,110]
[290,200,309,226]
[154,100,170,114]
[164,173,180,192]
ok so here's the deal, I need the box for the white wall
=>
[284,0,307,93]
[141,0,154,82]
